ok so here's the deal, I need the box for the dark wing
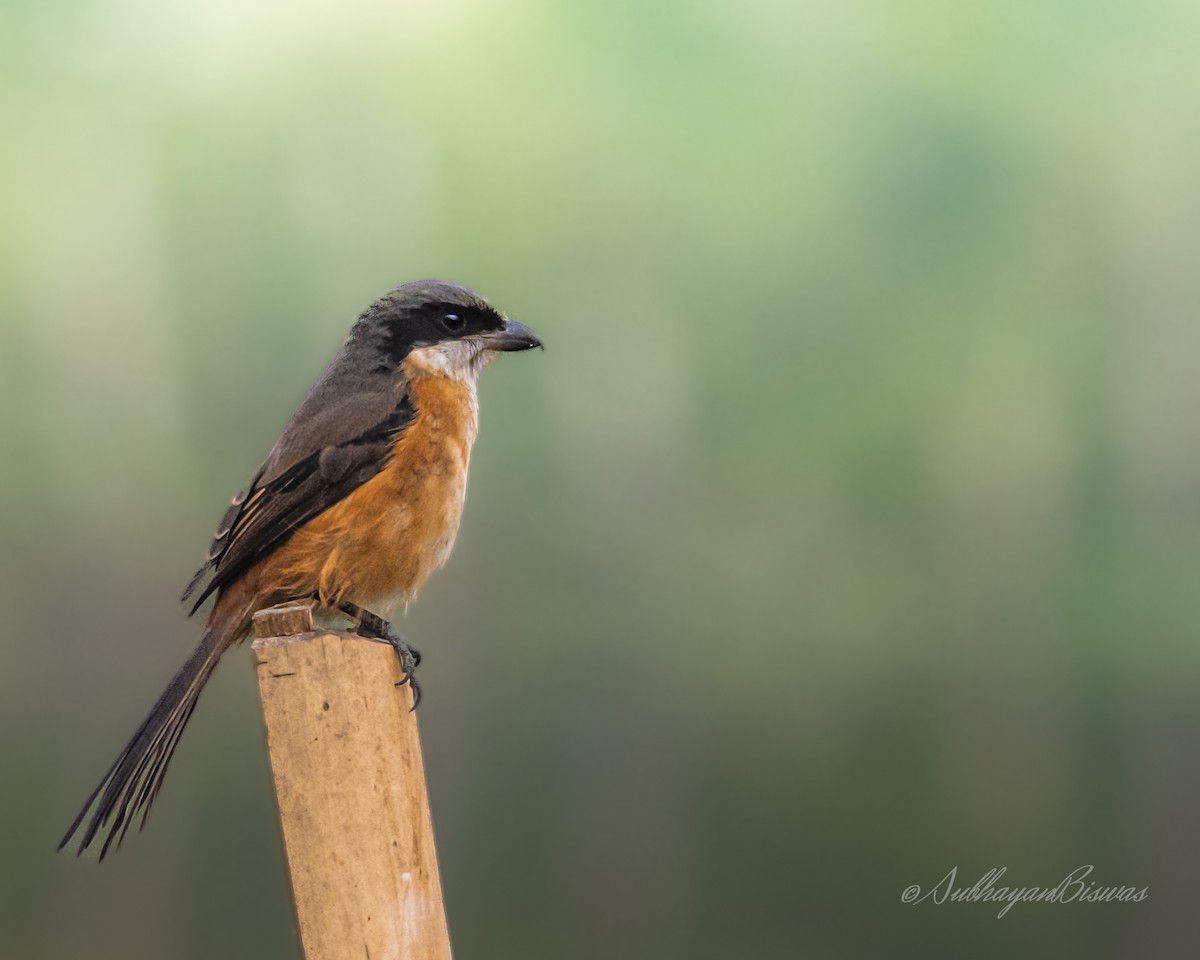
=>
[182,390,415,614]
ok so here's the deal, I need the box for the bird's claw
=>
[338,602,423,710]
[372,633,422,710]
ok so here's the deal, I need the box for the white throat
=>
[403,339,496,383]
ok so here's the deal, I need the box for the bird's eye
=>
[441,313,466,333]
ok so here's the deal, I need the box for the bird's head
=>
[356,279,541,382]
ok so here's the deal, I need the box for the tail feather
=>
[59,605,250,859]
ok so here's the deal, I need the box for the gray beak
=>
[482,319,543,352]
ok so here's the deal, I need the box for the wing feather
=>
[183,389,415,612]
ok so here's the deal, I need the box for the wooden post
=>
[252,602,453,960]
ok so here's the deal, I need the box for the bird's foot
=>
[337,602,423,709]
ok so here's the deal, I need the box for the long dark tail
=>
[58,600,252,860]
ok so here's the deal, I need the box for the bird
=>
[59,279,542,859]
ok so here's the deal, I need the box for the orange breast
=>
[263,374,479,612]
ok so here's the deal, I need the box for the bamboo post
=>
[252,601,452,960]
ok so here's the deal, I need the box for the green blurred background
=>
[3,0,1198,957]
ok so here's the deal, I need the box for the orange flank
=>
[264,372,478,612]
